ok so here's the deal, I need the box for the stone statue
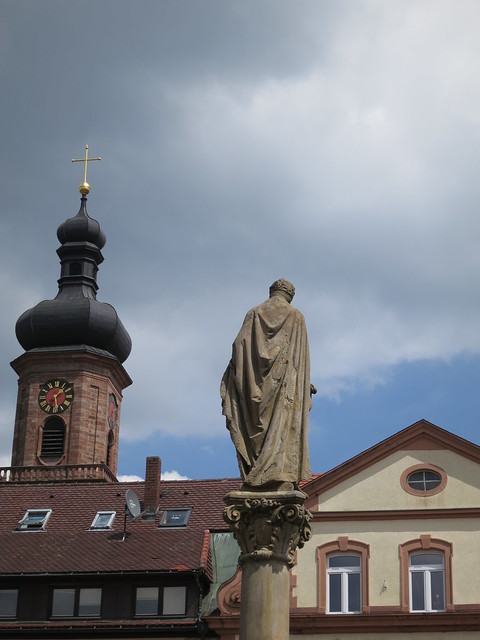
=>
[221,279,315,491]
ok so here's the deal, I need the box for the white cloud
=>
[118,474,143,483]
[161,470,189,481]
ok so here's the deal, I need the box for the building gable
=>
[305,420,480,513]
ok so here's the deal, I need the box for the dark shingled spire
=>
[15,195,132,363]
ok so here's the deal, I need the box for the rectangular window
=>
[0,590,18,618]
[158,508,192,528]
[163,586,186,616]
[52,588,75,617]
[136,587,159,616]
[90,511,116,530]
[78,588,102,617]
[135,586,187,617]
[51,587,102,618]
[329,573,342,613]
[17,509,52,531]
[409,552,445,612]
[327,554,361,614]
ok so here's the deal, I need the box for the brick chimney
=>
[144,456,161,511]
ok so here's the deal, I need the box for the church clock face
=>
[38,379,74,414]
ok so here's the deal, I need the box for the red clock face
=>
[38,379,74,414]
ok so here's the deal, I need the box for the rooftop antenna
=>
[121,489,149,541]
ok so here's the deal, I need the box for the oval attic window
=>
[407,470,441,491]
[401,464,447,496]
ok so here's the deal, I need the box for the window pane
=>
[411,553,443,567]
[424,471,441,488]
[18,509,51,530]
[430,571,445,611]
[159,509,192,527]
[348,573,361,612]
[136,587,159,616]
[408,471,424,483]
[52,588,75,617]
[163,586,186,616]
[328,555,360,568]
[0,590,18,618]
[329,573,342,613]
[79,588,101,617]
[91,512,115,529]
[411,572,425,611]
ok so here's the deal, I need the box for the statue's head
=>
[269,278,295,303]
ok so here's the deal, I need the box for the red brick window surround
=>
[400,463,447,497]
[399,536,453,613]
[317,537,370,614]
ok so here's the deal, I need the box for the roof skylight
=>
[158,508,192,528]
[90,511,116,530]
[17,509,52,531]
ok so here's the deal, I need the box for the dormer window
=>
[17,509,52,531]
[90,511,116,530]
[158,508,192,528]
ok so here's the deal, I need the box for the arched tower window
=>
[40,417,65,461]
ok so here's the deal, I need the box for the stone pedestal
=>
[224,490,312,640]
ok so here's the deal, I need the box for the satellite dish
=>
[125,489,142,520]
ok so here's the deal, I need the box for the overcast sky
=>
[1,0,479,481]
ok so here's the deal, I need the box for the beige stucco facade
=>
[211,422,480,638]
[316,449,480,511]
[295,447,480,609]
[296,518,480,608]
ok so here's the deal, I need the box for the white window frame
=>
[89,511,116,530]
[17,508,52,531]
[409,552,446,612]
[327,553,362,614]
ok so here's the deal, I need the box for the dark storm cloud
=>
[1,1,479,467]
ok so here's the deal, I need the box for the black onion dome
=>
[57,196,106,248]
[15,298,132,363]
[15,195,131,363]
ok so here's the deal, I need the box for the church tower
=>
[10,158,132,482]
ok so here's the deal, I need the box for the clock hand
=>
[52,389,62,408]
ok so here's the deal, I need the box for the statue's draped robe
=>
[221,295,312,486]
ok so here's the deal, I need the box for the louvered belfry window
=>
[41,417,65,459]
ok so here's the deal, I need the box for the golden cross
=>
[72,144,101,195]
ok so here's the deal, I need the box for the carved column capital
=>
[224,490,312,568]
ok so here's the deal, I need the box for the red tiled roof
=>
[0,477,240,576]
